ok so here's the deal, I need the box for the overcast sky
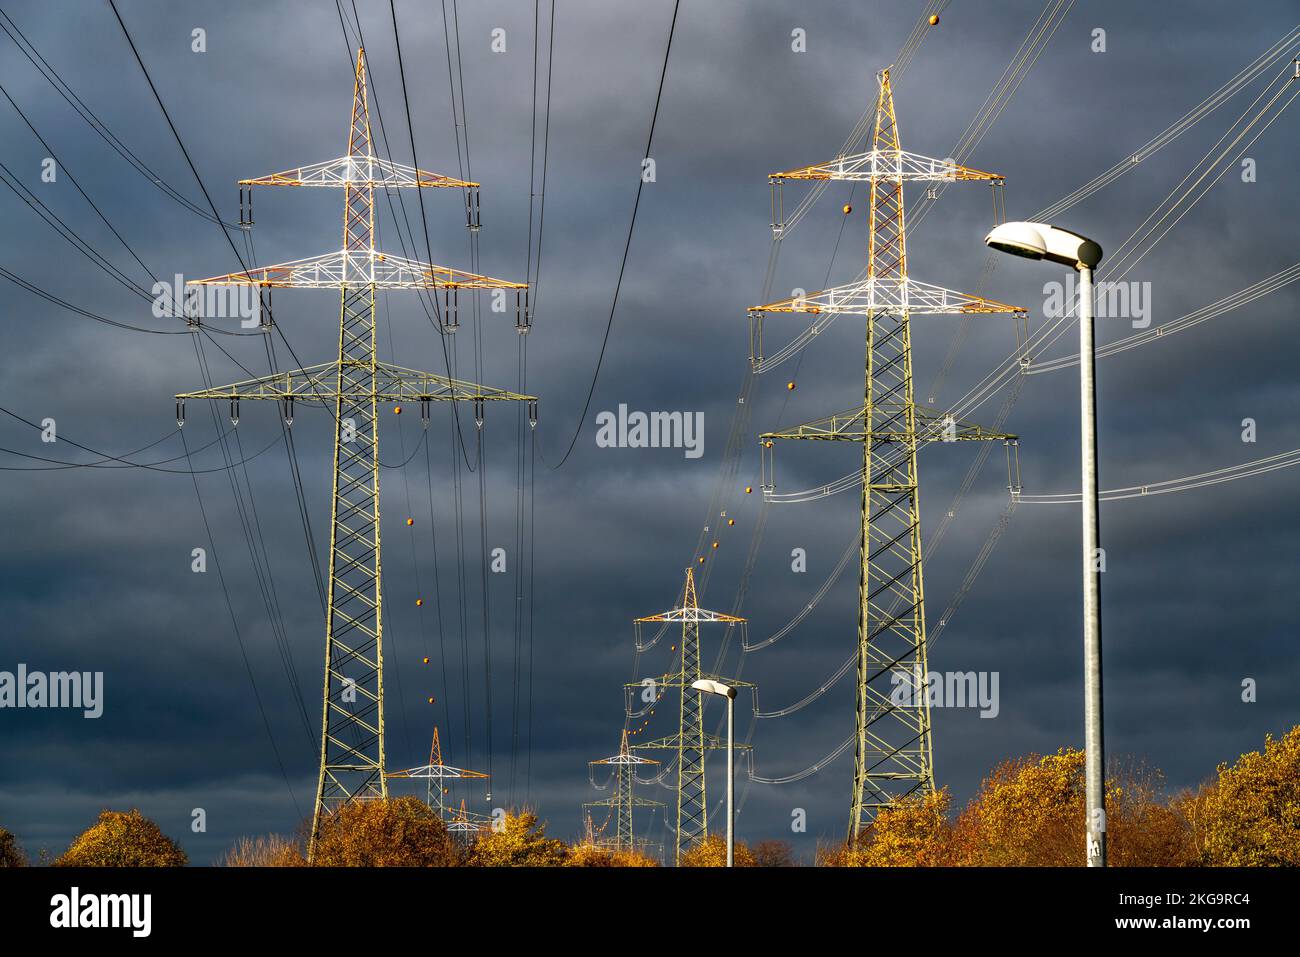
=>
[0,0,1297,864]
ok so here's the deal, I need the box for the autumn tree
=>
[565,843,659,867]
[752,839,796,867]
[0,826,25,867]
[222,833,306,867]
[1191,725,1300,866]
[312,796,460,867]
[952,749,1194,867]
[467,811,568,867]
[55,809,187,867]
[678,834,757,867]
[822,789,956,867]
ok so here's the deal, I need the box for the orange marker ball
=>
[416,598,424,607]
[842,203,853,215]
[929,14,940,25]
[406,517,414,526]
[787,381,796,390]
[394,405,403,415]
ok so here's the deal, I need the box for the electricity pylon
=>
[387,726,488,820]
[627,567,751,865]
[447,799,489,844]
[750,68,1023,840]
[584,729,663,853]
[175,48,536,861]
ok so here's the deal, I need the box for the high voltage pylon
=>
[583,729,663,854]
[627,567,752,865]
[174,47,536,861]
[387,726,488,821]
[749,67,1023,840]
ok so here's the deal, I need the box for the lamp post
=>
[692,679,737,867]
[985,221,1106,868]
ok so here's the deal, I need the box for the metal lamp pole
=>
[985,221,1106,866]
[692,679,737,866]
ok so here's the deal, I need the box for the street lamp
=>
[985,220,1107,868]
[692,679,737,867]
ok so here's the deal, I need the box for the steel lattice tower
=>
[628,568,751,865]
[175,48,536,861]
[751,68,1023,840]
[387,726,488,821]
[584,729,663,853]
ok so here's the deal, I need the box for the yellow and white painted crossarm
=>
[751,276,1024,316]
[771,148,1001,183]
[185,249,527,290]
[239,153,477,190]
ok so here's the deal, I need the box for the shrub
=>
[222,833,306,867]
[312,796,460,866]
[678,834,756,867]
[0,826,26,867]
[55,809,187,867]
[467,811,568,867]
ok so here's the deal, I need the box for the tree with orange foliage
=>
[1190,725,1300,866]
[822,789,956,867]
[312,796,461,867]
[54,809,187,867]
[678,834,756,867]
[953,750,1084,866]
[952,749,1194,867]
[467,811,569,867]
[565,843,659,867]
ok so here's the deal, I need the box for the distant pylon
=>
[174,48,537,862]
[751,68,1023,840]
[584,729,663,853]
[627,567,752,865]
[447,799,489,845]
[386,726,488,821]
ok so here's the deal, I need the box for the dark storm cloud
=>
[0,0,1297,863]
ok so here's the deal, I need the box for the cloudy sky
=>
[0,0,1296,864]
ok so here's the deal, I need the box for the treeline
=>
[1,725,1296,867]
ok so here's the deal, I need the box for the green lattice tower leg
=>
[850,306,935,840]
[310,277,387,857]
[675,616,707,864]
[617,763,632,851]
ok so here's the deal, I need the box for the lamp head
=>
[985,221,1102,269]
[691,679,736,699]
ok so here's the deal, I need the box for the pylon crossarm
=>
[585,797,664,808]
[240,154,477,190]
[177,360,534,403]
[386,764,488,780]
[762,403,1017,443]
[635,608,744,624]
[187,249,527,290]
[751,277,1024,316]
[771,148,1001,183]
[592,754,660,766]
